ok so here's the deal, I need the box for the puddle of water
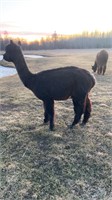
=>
[0,55,3,60]
[0,54,43,78]
[0,66,17,78]
[0,54,16,78]
[24,55,43,59]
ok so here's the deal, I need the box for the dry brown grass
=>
[0,49,112,200]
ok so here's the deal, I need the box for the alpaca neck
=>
[14,52,33,88]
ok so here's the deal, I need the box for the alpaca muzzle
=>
[3,53,12,62]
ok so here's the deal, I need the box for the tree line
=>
[0,31,112,50]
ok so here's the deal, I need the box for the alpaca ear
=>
[10,40,14,44]
[18,41,22,46]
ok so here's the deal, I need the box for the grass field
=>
[0,49,112,200]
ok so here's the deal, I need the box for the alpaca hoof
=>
[80,122,86,127]
[49,125,55,131]
[49,127,55,131]
[68,124,74,129]
[43,121,49,125]
[44,119,49,124]
[39,122,49,127]
[70,125,73,129]
[39,123,45,127]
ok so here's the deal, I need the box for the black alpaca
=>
[3,41,95,131]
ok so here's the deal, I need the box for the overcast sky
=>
[0,0,112,41]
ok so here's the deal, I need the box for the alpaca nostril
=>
[3,54,7,60]
[3,54,5,60]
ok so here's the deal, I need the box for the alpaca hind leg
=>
[100,66,103,74]
[103,65,106,75]
[82,95,92,125]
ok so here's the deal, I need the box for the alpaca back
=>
[96,50,108,67]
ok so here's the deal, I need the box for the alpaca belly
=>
[54,94,70,101]
[33,87,71,101]
[49,85,72,100]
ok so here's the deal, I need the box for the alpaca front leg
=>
[82,96,92,125]
[45,100,55,131]
[70,99,84,128]
[97,67,100,74]
[98,66,102,75]
[43,101,49,124]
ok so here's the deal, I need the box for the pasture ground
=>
[0,49,112,200]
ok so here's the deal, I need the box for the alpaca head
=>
[3,40,21,62]
[92,62,97,72]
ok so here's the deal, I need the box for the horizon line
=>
[0,30,112,37]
